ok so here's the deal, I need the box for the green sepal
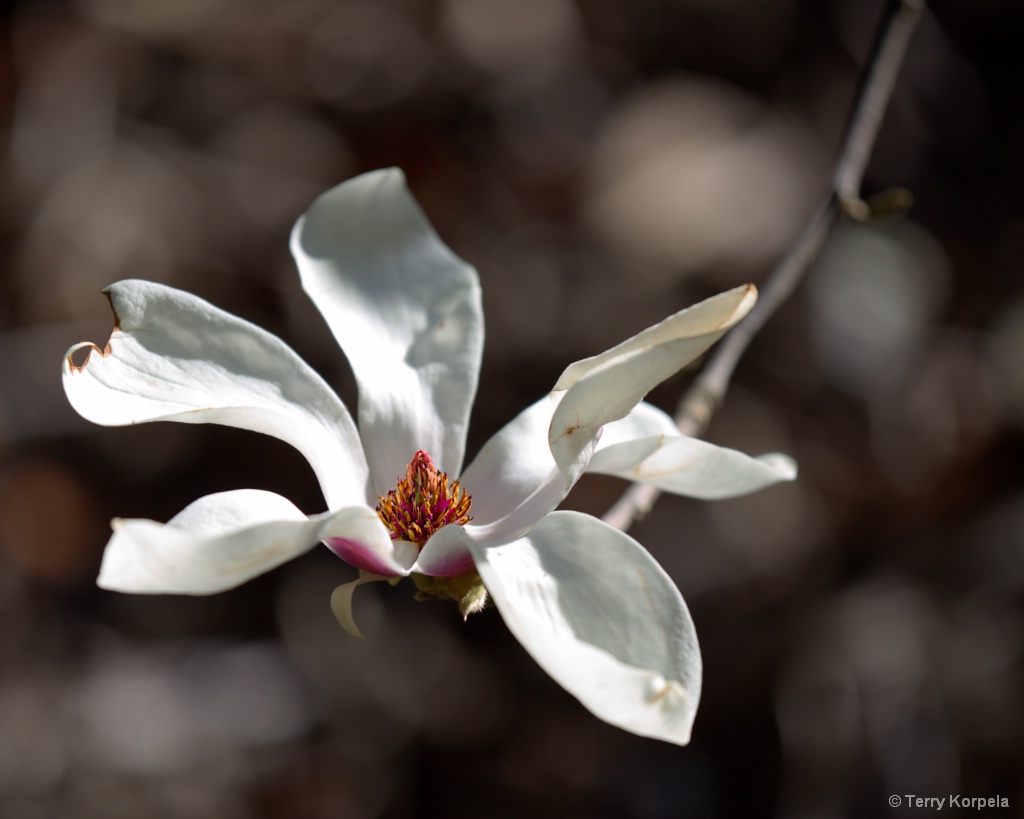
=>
[411,571,490,619]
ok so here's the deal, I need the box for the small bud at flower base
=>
[412,571,490,618]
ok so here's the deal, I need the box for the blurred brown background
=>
[1,0,1022,816]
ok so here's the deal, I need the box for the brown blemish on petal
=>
[549,413,584,446]
[67,289,123,373]
[66,330,116,374]
[67,344,100,374]
[102,289,123,330]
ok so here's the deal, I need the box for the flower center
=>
[376,450,472,547]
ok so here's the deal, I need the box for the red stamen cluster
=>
[376,450,473,547]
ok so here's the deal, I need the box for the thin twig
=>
[603,0,925,532]
[835,0,926,218]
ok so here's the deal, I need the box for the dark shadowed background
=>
[1,0,1022,816]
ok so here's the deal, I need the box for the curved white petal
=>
[549,284,757,487]
[469,511,702,745]
[592,401,797,498]
[459,393,561,526]
[590,436,796,498]
[456,392,577,543]
[412,524,476,577]
[98,490,402,594]
[63,280,367,509]
[291,168,484,494]
[598,401,680,444]
[463,471,570,544]
[324,529,417,578]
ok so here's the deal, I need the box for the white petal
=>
[459,393,561,526]
[592,402,797,498]
[549,284,757,487]
[412,524,476,577]
[591,436,797,499]
[456,392,576,543]
[63,280,367,510]
[98,490,402,594]
[469,511,702,745]
[597,401,680,443]
[462,472,569,544]
[291,168,484,492]
[324,529,418,578]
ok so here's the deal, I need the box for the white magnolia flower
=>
[63,169,795,745]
